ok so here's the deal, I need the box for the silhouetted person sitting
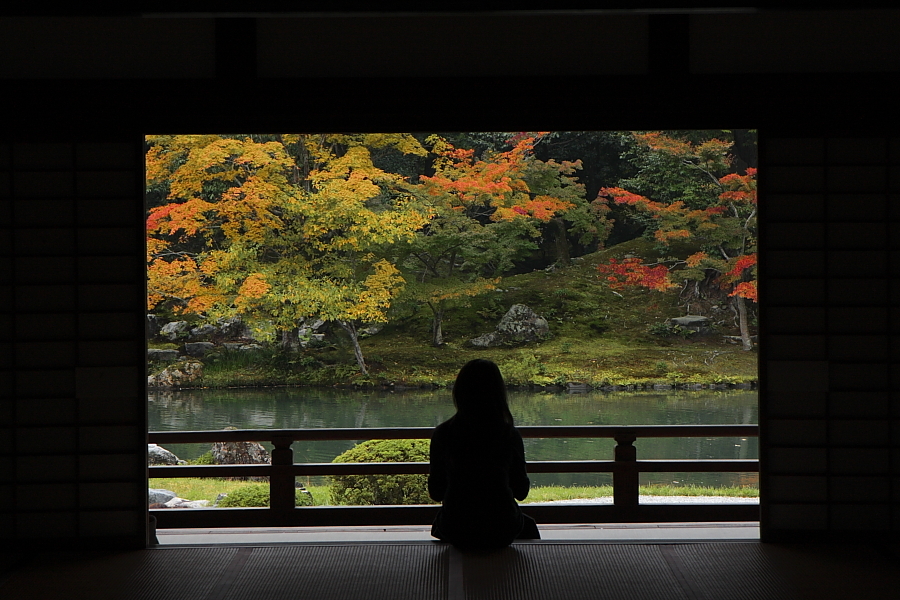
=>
[429,358,540,550]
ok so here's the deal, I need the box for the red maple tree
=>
[596,133,757,349]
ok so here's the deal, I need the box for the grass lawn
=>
[151,478,758,507]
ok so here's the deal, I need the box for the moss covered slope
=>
[186,238,756,389]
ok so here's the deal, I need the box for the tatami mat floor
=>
[1,537,898,600]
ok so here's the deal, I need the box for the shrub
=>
[189,451,216,465]
[216,483,314,507]
[499,353,555,386]
[329,439,434,505]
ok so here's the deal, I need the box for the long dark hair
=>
[451,359,514,428]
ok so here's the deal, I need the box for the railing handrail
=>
[151,459,759,477]
[148,423,760,529]
[149,423,759,444]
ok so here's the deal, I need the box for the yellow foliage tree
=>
[146,134,432,374]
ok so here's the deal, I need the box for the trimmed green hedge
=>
[216,483,314,507]
[329,439,435,506]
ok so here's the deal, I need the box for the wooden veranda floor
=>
[2,538,899,600]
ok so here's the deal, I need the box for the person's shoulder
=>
[432,418,455,436]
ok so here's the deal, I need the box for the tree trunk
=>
[550,217,570,266]
[733,295,753,351]
[280,328,300,351]
[337,320,368,375]
[430,303,445,347]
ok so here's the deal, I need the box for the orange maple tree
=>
[419,134,581,224]
[400,133,609,346]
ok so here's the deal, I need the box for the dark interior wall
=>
[761,137,899,540]
[0,10,897,548]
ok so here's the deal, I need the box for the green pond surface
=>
[148,387,758,489]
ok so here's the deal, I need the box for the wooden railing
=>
[149,424,759,529]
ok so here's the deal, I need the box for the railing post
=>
[613,430,639,517]
[270,435,294,517]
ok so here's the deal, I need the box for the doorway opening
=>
[145,130,759,540]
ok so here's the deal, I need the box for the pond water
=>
[149,387,758,489]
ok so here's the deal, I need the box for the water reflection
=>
[148,387,758,488]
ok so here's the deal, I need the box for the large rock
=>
[281,318,328,350]
[169,316,252,342]
[469,331,503,348]
[146,314,163,339]
[150,495,211,509]
[164,498,210,508]
[148,444,183,465]
[217,316,249,339]
[222,343,263,353]
[148,359,203,388]
[669,315,712,334]
[159,321,190,341]
[184,342,216,357]
[211,427,270,481]
[149,488,177,504]
[497,304,550,342]
[469,304,549,347]
[189,323,218,341]
[300,318,326,334]
[148,348,179,362]
[212,441,270,466]
[358,324,382,338]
